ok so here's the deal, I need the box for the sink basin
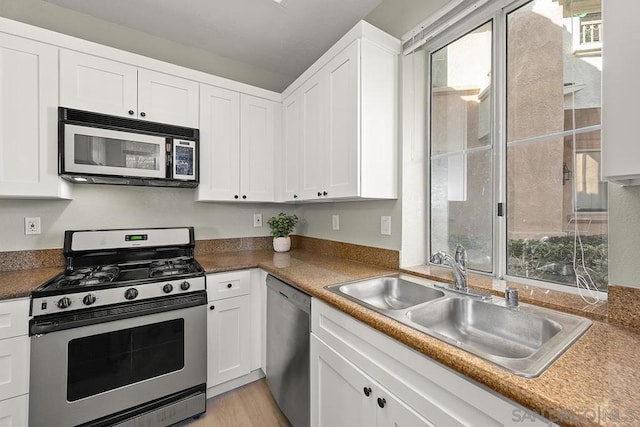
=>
[325,274,592,377]
[406,297,562,359]
[328,276,445,311]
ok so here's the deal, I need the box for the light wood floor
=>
[176,379,292,427]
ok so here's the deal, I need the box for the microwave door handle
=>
[166,141,172,177]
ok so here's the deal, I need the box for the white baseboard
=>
[205,369,266,399]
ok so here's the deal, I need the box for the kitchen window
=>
[417,0,606,297]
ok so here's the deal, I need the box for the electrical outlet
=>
[25,217,41,235]
[332,215,339,230]
[381,216,391,236]
[253,213,263,227]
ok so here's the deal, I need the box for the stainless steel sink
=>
[328,276,445,311]
[325,274,592,377]
[406,297,562,359]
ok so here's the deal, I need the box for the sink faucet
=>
[429,243,468,291]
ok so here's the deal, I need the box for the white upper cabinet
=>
[60,50,198,128]
[0,33,70,199]
[59,50,137,118]
[197,85,241,200]
[602,0,640,185]
[281,21,400,202]
[325,41,359,199]
[137,69,199,128]
[240,95,277,201]
[299,73,327,200]
[279,93,302,201]
[197,84,277,202]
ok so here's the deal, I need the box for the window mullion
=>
[494,6,507,281]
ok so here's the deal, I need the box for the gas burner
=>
[149,258,193,278]
[31,227,205,316]
[58,265,120,288]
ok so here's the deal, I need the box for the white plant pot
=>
[273,236,291,253]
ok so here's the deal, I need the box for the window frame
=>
[422,0,607,298]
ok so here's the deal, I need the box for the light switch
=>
[381,216,391,235]
[332,215,339,230]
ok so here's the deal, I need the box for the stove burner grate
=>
[149,258,194,278]
[58,265,120,288]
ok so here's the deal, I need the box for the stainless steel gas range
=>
[29,227,207,427]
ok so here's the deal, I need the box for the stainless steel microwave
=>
[59,107,199,188]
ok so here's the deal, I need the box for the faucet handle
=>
[429,252,444,264]
[454,244,467,269]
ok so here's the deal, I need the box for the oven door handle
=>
[30,291,206,335]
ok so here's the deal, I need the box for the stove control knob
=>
[163,283,173,294]
[180,281,190,291]
[124,288,139,300]
[83,294,96,306]
[57,297,72,309]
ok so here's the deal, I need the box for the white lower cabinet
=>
[312,334,431,427]
[206,269,266,393]
[311,298,553,427]
[0,298,30,426]
[0,394,28,426]
[207,294,251,386]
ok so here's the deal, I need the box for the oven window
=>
[67,319,184,402]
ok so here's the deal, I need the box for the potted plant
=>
[268,212,298,252]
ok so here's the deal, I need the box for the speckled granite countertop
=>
[201,250,640,427]
[0,267,60,300]
[3,249,639,426]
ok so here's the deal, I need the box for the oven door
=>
[29,295,206,427]
[63,124,168,179]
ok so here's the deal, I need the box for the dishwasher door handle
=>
[279,291,289,299]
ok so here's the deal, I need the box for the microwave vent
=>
[60,108,198,139]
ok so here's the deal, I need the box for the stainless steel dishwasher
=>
[266,274,311,427]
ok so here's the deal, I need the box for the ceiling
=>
[42,0,383,84]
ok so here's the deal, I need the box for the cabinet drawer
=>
[0,335,30,401]
[207,270,250,301]
[0,393,28,427]
[0,299,29,340]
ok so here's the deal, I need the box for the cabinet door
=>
[240,95,276,202]
[299,74,327,200]
[207,295,251,387]
[376,388,434,427]
[312,334,433,427]
[60,49,137,118]
[325,40,359,199]
[137,69,199,127]
[311,334,375,427]
[0,34,70,199]
[0,336,30,401]
[0,298,29,340]
[0,394,28,427]
[197,85,241,201]
[280,93,301,201]
[602,0,640,185]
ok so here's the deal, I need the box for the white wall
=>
[294,200,401,251]
[0,185,287,251]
